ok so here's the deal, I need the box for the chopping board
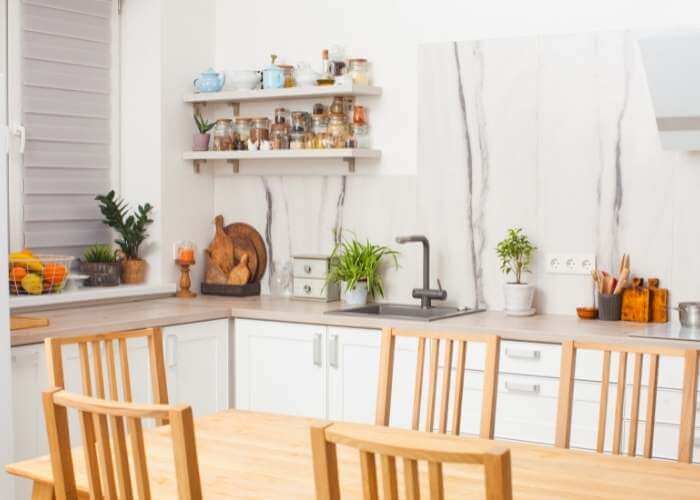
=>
[648,278,669,323]
[232,237,258,280]
[225,222,267,282]
[11,315,49,331]
[621,278,651,322]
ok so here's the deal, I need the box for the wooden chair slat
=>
[119,337,133,402]
[425,338,440,433]
[596,350,611,453]
[91,340,106,399]
[451,341,467,436]
[480,336,500,439]
[128,416,151,500]
[110,414,133,500]
[403,458,420,500]
[78,342,92,396]
[438,340,453,433]
[679,350,699,463]
[627,352,644,456]
[375,329,396,426]
[359,451,379,500]
[105,339,120,401]
[428,462,444,500]
[94,413,118,498]
[644,354,659,458]
[380,456,399,499]
[411,337,426,431]
[78,410,103,498]
[612,351,628,455]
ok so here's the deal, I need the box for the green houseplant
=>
[79,244,120,287]
[95,191,154,284]
[495,227,537,315]
[327,234,399,305]
[193,114,214,151]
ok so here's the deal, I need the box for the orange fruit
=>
[9,267,27,282]
[42,263,67,284]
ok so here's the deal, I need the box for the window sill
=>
[9,283,177,312]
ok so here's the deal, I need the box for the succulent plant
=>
[194,114,215,134]
[83,244,118,263]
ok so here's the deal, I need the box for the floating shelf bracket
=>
[229,102,240,115]
[193,160,205,173]
[343,157,356,173]
[227,159,240,173]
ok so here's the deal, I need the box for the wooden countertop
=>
[9,295,687,348]
[7,410,700,499]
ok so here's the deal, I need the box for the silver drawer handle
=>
[505,348,541,360]
[329,334,339,369]
[303,284,312,294]
[505,381,541,394]
[304,264,312,274]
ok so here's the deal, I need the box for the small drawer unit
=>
[292,254,339,302]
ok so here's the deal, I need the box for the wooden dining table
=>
[7,409,700,499]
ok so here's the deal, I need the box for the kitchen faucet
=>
[395,235,447,309]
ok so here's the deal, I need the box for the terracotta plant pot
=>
[121,258,147,284]
[193,133,210,151]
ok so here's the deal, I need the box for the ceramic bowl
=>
[576,307,599,320]
[227,70,261,90]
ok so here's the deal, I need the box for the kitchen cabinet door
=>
[235,319,326,418]
[163,319,230,417]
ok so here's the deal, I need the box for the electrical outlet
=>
[546,253,596,275]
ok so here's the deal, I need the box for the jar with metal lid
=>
[352,123,370,148]
[212,119,234,151]
[234,118,252,150]
[349,58,370,85]
[289,131,306,150]
[270,123,290,150]
[274,107,290,125]
[250,117,270,146]
[329,96,345,115]
[279,65,295,87]
[328,113,350,148]
[291,111,310,133]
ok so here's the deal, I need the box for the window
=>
[8,0,119,256]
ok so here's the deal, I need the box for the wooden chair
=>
[310,421,512,500]
[42,388,202,500]
[555,340,700,463]
[45,328,169,425]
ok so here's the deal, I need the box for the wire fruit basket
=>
[8,254,74,295]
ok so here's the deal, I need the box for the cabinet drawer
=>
[293,258,330,279]
[293,278,339,301]
[500,341,561,378]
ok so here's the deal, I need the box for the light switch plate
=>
[546,253,596,275]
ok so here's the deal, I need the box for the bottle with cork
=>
[317,49,334,86]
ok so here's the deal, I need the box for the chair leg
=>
[31,482,55,500]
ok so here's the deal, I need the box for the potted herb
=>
[327,235,399,306]
[496,227,537,316]
[193,113,214,151]
[79,244,120,287]
[96,191,154,285]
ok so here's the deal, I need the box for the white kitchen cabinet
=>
[163,319,230,417]
[235,319,327,418]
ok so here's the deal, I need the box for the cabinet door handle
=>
[303,284,312,294]
[505,380,540,394]
[329,334,339,369]
[304,264,312,274]
[167,335,177,368]
[313,333,322,367]
[505,348,541,360]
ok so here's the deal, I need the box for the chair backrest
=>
[45,328,169,425]
[310,421,512,500]
[375,328,500,437]
[43,388,202,500]
[555,340,699,462]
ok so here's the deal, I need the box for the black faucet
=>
[395,235,447,309]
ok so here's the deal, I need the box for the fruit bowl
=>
[9,253,74,295]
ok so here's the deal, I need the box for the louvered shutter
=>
[19,0,114,256]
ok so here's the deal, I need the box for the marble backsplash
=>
[215,30,700,315]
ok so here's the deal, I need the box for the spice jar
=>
[212,119,234,151]
[289,131,306,150]
[291,111,310,132]
[352,123,370,148]
[270,123,290,150]
[353,105,368,125]
[329,96,345,115]
[250,117,270,148]
[328,113,350,148]
[311,114,328,135]
[304,132,315,149]
[234,118,252,150]
[313,103,325,115]
[274,107,290,125]
[279,65,295,87]
[349,58,370,85]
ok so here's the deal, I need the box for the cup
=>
[598,293,622,321]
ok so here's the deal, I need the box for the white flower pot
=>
[504,283,535,316]
[342,280,369,306]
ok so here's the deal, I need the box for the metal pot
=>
[676,302,700,328]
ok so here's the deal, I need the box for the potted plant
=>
[96,191,154,285]
[496,227,537,316]
[327,235,399,306]
[193,113,214,151]
[79,244,120,287]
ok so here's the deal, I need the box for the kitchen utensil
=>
[10,315,49,331]
[613,267,629,294]
[576,307,599,320]
[231,236,258,281]
[598,293,622,321]
[226,69,261,90]
[227,254,251,285]
[676,302,700,328]
[648,278,669,323]
[224,222,267,282]
[194,68,225,93]
[262,55,285,89]
[208,215,234,275]
[204,250,228,285]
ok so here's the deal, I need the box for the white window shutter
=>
[20,0,114,256]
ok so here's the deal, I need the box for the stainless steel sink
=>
[325,303,484,322]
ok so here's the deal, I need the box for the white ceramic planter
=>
[504,283,535,316]
[342,280,368,306]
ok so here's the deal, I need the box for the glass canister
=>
[270,123,290,150]
[250,117,270,146]
[234,118,252,150]
[279,65,295,87]
[212,119,234,151]
[274,107,290,125]
[352,123,370,148]
[291,111,310,133]
[329,96,345,115]
[353,105,368,125]
[289,131,306,150]
[349,58,370,85]
[328,113,350,148]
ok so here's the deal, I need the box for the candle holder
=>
[176,259,196,298]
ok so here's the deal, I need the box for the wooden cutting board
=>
[647,278,669,323]
[621,285,651,322]
[10,315,49,331]
[225,223,267,283]
[231,236,258,282]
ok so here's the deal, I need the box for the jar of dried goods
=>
[234,118,252,150]
[250,117,270,146]
[328,113,350,148]
[291,111,310,133]
[289,131,306,150]
[279,65,295,87]
[270,123,290,150]
[352,123,370,148]
[329,96,345,115]
[349,58,370,85]
[212,119,234,151]
[274,107,290,125]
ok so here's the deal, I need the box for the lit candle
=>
[178,247,195,265]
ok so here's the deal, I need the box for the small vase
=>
[504,283,535,316]
[121,258,147,284]
[193,133,210,151]
[342,280,368,306]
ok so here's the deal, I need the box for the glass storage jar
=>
[250,117,270,146]
[328,113,350,148]
[212,119,234,151]
[289,131,306,150]
[349,58,370,85]
[274,107,290,125]
[270,123,290,150]
[234,118,252,150]
[291,111,310,133]
[279,65,295,87]
[329,96,345,115]
[352,123,370,148]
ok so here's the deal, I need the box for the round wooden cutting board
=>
[225,223,267,283]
